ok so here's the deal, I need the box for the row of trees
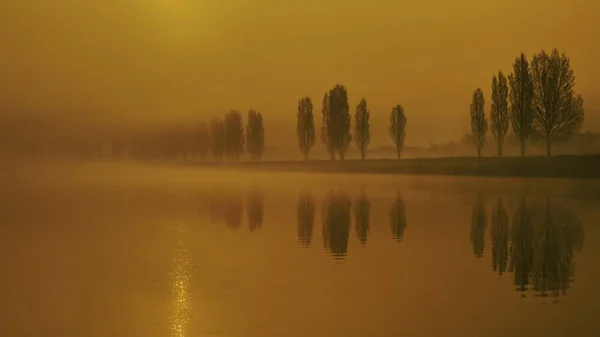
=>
[126,109,264,162]
[422,129,599,158]
[470,49,585,157]
[207,109,265,162]
[297,85,408,160]
[88,49,591,162]
[84,48,589,162]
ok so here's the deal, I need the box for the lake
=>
[2,161,600,337]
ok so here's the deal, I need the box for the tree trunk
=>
[520,137,525,157]
[361,149,366,160]
[546,137,552,157]
[477,147,481,158]
[330,151,335,161]
[397,147,401,160]
[304,152,309,162]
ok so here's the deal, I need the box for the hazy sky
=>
[1,0,599,146]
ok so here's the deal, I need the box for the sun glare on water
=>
[170,220,192,337]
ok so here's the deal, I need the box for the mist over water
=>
[2,161,600,337]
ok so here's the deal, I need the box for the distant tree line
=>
[50,47,595,162]
[420,130,599,158]
[124,109,264,162]
[469,49,585,157]
[116,84,410,163]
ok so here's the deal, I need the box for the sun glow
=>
[143,0,215,40]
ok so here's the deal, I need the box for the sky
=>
[1,0,599,146]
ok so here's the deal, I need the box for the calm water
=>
[2,162,600,337]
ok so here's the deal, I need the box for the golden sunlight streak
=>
[169,220,192,337]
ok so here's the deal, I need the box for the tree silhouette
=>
[224,194,244,230]
[354,99,371,160]
[247,189,264,232]
[322,191,352,260]
[508,53,534,157]
[209,118,225,162]
[321,85,351,161]
[195,122,210,162]
[296,97,316,161]
[470,194,486,258]
[354,190,370,244]
[491,72,509,157]
[320,92,334,160]
[297,191,316,248]
[224,110,244,161]
[491,198,509,276]
[246,110,265,161]
[390,191,407,242]
[531,49,584,156]
[331,85,352,161]
[470,88,488,158]
[389,105,407,159]
[509,197,534,295]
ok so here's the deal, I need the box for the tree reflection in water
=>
[470,194,487,259]
[322,190,352,261]
[354,190,371,245]
[297,191,316,248]
[509,197,535,296]
[531,199,584,299]
[247,189,264,232]
[482,195,587,300]
[390,191,407,243]
[224,194,244,231]
[491,197,509,276]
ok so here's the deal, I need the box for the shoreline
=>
[195,155,600,179]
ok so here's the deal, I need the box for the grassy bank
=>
[223,155,600,179]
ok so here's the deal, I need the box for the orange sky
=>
[1,0,599,146]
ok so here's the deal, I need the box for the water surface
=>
[2,162,600,337]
